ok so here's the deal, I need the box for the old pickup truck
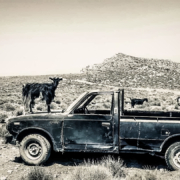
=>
[6,89,180,170]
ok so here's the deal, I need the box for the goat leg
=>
[30,101,34,113]
[47,104,51,113]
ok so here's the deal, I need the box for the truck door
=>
[63,92,118,152]
[119,89,139,150]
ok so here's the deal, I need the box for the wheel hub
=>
[173,152,180,168]
[28,143,41,156]
[26,143,42,159]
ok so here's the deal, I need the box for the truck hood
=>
[8,112,66,123]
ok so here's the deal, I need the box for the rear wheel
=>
[165,142,180,170]
[19,134,51,165]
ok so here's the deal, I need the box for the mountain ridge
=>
[82,53,180,90]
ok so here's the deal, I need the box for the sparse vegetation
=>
[13,107,24,116]
[0,124,10,143]
[64,156,124,180]
[1,55,180,179]
[82,53,180,90]
[3,103,16,111]
[21,166,53,180]
[0,112,8,123]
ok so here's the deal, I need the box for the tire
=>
[19,134,51,165]
[165,142,180,170]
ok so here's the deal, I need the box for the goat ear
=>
[49,77,53,81]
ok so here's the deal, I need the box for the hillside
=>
[81,53,180,90]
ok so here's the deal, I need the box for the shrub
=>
[65,165,112,180]
[21,167,53,180]
[36,104,44,111]
[103,103,110,109]
[55,99,61,104]
[167,98,175,105]
[126,170,158,180]
[50,102,58,110]
[100,155,125,178]
[150,101,161,106]
[0,124,9,138]
[0,112,8,123]
[0,99,5,105]
[161,96,166,101]
[13,107,24,116]
[3,103,16,111]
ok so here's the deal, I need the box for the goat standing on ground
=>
[22,77,63,113]
[130,98,148,108]
[177,97,180,106]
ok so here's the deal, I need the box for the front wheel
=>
[165,142,180,170]
[19,134,51,165]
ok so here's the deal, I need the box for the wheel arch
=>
[16,127,56,151]
[161,134,180,153]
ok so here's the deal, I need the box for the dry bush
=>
[100,155,125,178]
[21,166,53,180]
[150,100,161,106]
[55,99,61,104]
[0,124,10,143]
[126,169,160,180]
[50,102,58,110]
[63,155,125,180]
[174,103,180,110]
[150,106,162,111]
[103,103,111,109]
[0,112,8,123]
[64,165,113,180]
[13,107,24,116]
[36,103,46,111]
[3,103,16,111]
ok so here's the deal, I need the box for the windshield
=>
[65,92,88,112]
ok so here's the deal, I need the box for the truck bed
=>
[123,110,180,117]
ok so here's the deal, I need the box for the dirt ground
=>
[0,128,171,180]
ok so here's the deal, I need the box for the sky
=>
[0,0,180,76]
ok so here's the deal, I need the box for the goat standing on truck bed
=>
[130,98,148,108]
[22,77,63,113]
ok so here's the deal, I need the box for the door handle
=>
[102,122,110,127]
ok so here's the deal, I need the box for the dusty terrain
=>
[1,74,180,179]
[0,134,170,180]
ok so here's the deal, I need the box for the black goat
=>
[22,77,63,113]
[130,98,148,108]
[177,97,180,106]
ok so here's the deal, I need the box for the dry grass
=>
[0,124,8,136]
[64,165,113,180]
[21,166,54,180]
[1,74,180,117]
[13,107,24,116]
[0,111,8,123]
[62,156,125,180]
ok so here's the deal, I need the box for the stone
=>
[7,170,13,174]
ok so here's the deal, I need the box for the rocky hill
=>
[82,53,180,90]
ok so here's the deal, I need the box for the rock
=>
[54,174,58,178]
[159,168,165,172]
[7,170,13,174]
[0,176,7,180]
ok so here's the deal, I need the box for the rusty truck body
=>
[6,89,180,170]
